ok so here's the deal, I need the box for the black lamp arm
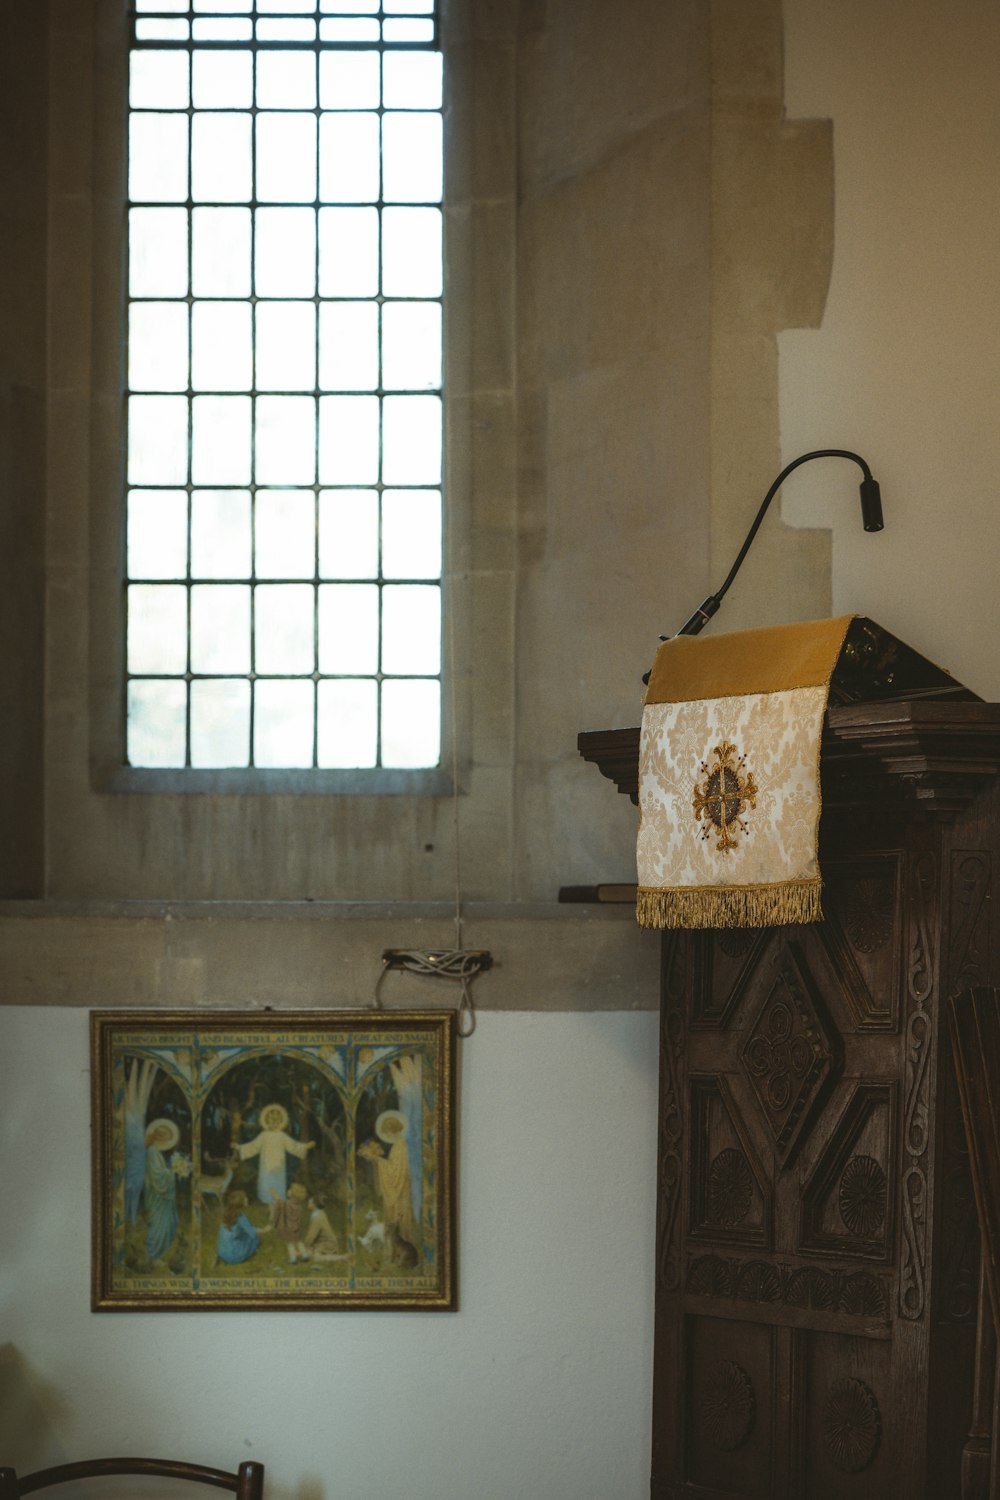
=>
[673,449,883,638]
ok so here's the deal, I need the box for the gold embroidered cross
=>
[693,741,758,852]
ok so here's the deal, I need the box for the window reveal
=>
[125,3,443,770]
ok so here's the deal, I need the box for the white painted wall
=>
[0,1008,658,1500]
[779,0,1000,699]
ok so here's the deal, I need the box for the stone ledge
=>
[0,900,659,1012]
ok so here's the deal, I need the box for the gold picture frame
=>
[91,1009,457,1311]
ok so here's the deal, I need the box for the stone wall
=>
[0,0,833,939]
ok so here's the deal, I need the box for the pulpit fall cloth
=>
[636,615,854,929]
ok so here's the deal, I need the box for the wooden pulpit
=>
[580,620,1000,1500]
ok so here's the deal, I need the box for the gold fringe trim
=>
[636,879,823,931]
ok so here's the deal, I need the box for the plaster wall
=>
[780,0,1000,699]
[0,1007,658,1500]
[708,0,834,638]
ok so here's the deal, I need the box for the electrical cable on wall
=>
[372,947,493,1037]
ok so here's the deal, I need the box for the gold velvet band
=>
[644,614,854,705]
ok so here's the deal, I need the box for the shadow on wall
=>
[290,1479,322,1500]
[0,1344,70,1471]
[0,1361,271,1500]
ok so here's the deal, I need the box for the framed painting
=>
[91,1009,457,1311]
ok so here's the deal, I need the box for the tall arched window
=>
[125,2,443,772]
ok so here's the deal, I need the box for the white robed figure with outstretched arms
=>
[238,1102,314,1204]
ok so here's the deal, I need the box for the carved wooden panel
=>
[692,928,769,1029]
[812,854,904,1030]
[737,942,841,1169]
[799,1332,893,1499]
[900,851,936,1324]
[931,850,993,1330]
[577,706,1000,1498]
[950,989,1000,1353]
[949,851,992,996]
[685,1317,774,1496]
[936,1050,980,1327]
[686,1253,890,1329]
[689,1076,771,1249]
[800,1083,896,1262]
[651,813,991,1496]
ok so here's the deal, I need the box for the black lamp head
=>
[859,474,883,532]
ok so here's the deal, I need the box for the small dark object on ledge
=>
[558,884,638,904]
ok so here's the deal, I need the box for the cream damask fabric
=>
[638,686,827,926]
[636,616,854,929]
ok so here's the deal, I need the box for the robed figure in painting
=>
[238,1102,314,1204]
[144,1118,183,1264]
[361,1109,417,1245]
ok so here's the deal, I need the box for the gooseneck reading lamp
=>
[671,448,884,641]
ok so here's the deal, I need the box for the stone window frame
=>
[37,0,514,901]
[88,0,472,798]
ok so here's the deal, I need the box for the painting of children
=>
[94,1012,456,1309]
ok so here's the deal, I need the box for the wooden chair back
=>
[0,1460,264,1500]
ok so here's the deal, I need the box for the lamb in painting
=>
[359,1209,385,1251]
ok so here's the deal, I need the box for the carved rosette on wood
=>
[844,878,894,954]
[687,1254,890,1321]
[707,1148,754,1227]
[822,1377,881,1473]
[799,1082,895,1260]
[718,929,757,959]
[700,1360,756,1452]
[838,1155,888,1238]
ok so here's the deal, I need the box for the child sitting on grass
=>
[216,1189,260,1266]
[269,1180,310,1264]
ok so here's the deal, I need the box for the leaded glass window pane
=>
[125,4,443,771]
